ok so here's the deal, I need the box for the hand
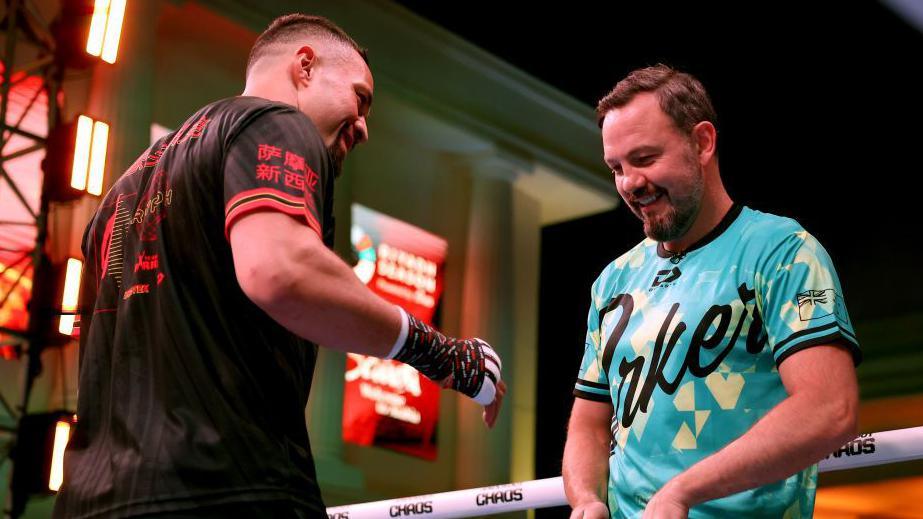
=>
[440,377,506,428]
[642,487,689,519]
[464,337,503,405]
[569,500,609,519]
[484,379,506,428]
[393,312,504,408]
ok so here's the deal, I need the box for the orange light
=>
[87,121,109,196]
[70,115,93,191]
[69,116,108,197]
[58,258,82,336]
[85,0,110,57]
[101,0,126,64]
[85,0,126,64]
[48,420,71,492]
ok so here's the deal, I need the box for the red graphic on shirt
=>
[187,116,209,140]
[157,272,165,285]
[123,283,150,300]
[257,144,282,162]
[284,171,305,191]
[143,143,169,168]
[133,253,159,272]
[256,164,281,183]
[305,168,319,194]
[132,171,174,242]
[130,117,210,174]
[254,147,317,194]
[284,151,305,173]
[170,116,210,147]
[127,154,145,176]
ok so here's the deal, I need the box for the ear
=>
[292,45,317,86]
[691,121,717,165]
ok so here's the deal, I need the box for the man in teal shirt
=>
[563,64,860,519]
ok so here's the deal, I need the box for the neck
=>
[242,70,297,107]
[664,171,733,253]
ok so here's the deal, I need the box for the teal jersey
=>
[574,205,860,519]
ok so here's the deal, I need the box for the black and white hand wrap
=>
[387,307,502,405]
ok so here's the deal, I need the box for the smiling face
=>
[293,44,373,173]
[601,92,705,243]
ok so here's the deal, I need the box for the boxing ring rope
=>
[325,426,923,518]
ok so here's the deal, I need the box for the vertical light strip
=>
[85,0,112,57]
[70,116,94,191]
[87,121,109,196]
[58,258,82,335]
[48,420,72,492]
[101,0,126,64]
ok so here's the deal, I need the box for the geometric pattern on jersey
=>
[574,205,860,519]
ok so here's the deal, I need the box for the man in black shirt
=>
[54,14,504,518]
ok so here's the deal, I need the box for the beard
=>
[328,126,355,178]
[641,155,704,243]
[328,143,345,178]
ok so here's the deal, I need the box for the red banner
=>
[342,205,448,460]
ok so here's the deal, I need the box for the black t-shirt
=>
[54,97,335,518]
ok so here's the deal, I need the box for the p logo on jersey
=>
[651,267,682,289]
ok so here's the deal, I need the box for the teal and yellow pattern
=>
[574,205,860,518]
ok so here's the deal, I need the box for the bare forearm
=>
[667,392,856,506]
[230,212,505,419]
[250,238,401,357]
[563,425,610,508]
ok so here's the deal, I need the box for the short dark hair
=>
[246,14,368,75]
[596,64,717,135]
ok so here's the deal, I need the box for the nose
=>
[618,167,648,197]
[353,116,369,145]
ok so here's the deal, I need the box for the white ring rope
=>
[325,426,923,519]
